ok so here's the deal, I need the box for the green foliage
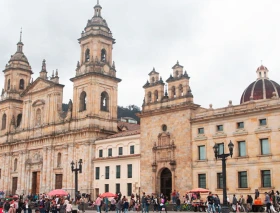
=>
[117,105,141,123]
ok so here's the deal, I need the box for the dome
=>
[240,78,280,104]
[9,51,29,65]
[86,16,108,29]
[257,65,268,71]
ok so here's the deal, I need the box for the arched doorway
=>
[160,168,172,200]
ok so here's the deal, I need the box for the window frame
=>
[198,145,206,160]
[99,149,103,158]
[105,184,109,192]
[198,174,206,188]
[116,165,121,179]
[198,128,204,134]
[217,173,223,189]
[130,145,135,154]
[216,125,223,132]
[259,118,267,126]
[118,147,123,156]
[260,138,270,155]
[127,183,132,196]
[238,171,248,188]
[108,148,112,157]
[116,183,120,193]
[237,122,244,129]
[127,164,132,178]
[261,170,271,187]
[95,167,100,180]
[238,141,246,157]
[217,143,224,155]
[105,166,110,179]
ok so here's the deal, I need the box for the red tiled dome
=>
[256,65,268,71]
[240,78,280,104]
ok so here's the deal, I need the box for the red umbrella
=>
[188,188,210,193]
[48,189,68,196]
[100,192,116,198]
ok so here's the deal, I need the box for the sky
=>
[1,0,280,109]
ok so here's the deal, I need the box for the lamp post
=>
[71,159,83,198]
[213,141,234,213]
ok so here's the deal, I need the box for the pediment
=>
[21,78,56,96]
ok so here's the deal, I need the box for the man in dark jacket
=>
[44,198,51,213]
[176,197,181,211]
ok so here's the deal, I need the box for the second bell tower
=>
[70,1,121,133]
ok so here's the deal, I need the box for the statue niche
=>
[157,132,170,147]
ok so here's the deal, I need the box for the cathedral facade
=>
[1,1,280,201]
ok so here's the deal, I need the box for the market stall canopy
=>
[188,188,210,193]
[48,189,68,196]
[100,192,117,198]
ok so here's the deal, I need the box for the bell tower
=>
[70,0,121,133]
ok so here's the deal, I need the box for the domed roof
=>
[9,42,29,65]
[240,77,280,104]
[257,65,268,71]
[86,16,108,28]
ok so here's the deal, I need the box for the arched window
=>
[57,153,62,167]
[100,91,109,111]
[259,72,261,78]
[17,114,22,127]
[85,49,90,62]
[36,108,41,126]
[7,79,10,90]
[148,92,152,103]
[171,86,176,98]
[154,90,158,102]
[176,70,179,77]
[2,114,6,130]
[14,158,18,171]
[179,84,183,96]
[101,49,106,62]
[19,79,25,90]
[151,77,155,83]
[79,91,87,111]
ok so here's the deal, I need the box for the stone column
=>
[46,147,52,192]
[42,147,48,192]
[171,169,175,193]
[62,145,68,189]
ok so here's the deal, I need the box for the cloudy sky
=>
[1,0,280,109]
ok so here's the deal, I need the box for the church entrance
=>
[12,177,18,195]
[160,168,172,200]
[32,172,40,194]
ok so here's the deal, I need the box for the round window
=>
[162,124,167,132]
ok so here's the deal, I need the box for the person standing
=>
[141,193,146,213]
[104,197,109,213]
[175,196,181,212]
[145,195,151,213]
[207,192,215,213]
[116,199,122,213]
[264,192,271,213]
[110,197,116,211]
[95,196,102,213]
[214,194,220,213]
[232,194,237,212]
[44,198,50,213]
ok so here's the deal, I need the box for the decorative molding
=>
[194,134,207,141]
[254,126,272,134]
[212,132,227,139]
[233,129,248,136]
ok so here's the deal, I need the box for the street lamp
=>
[71,159,83,199]
[213,141,234,213]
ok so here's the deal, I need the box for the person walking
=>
[175,197,181,212]
[141,193,146,213]
[264,192,271,213]
[214,194,221,213]
[116,199,122,213]
[207,192,215,213]
[95,196,102,213]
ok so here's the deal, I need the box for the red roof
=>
[256,65,268,71]
[107,129,140,139]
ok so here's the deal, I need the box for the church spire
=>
[40,59,48,79]
[17,28,24,53]
[94,0,102,17]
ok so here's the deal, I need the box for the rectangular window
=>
[237,122,244,129]
[116,183,120,193]
[128,164,132,178]
[217,173,223,189]
[198,128,204,134]
[108,148,112,157]
[260,138,270,155]
[118,147,123,156]
[218,143,224,155]
[130,145,135,154]
[116,165,121,179]
[238,141,246,157]
[95,167,100,180]
[238,171,248,188]
[127,183,132,196]
[259,118,267,126]
[105,184,109,192]
[105,166,110,179]
[261,170,271,187]
[198,174,206,188]
[99,149,103,158]
[217,125,223,132]
[198,145,206,160]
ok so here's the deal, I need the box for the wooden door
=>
[12,177,18,195]
[55,174,63,189]
[32,172,40,194]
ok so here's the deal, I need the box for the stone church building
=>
[1,1,280,200]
